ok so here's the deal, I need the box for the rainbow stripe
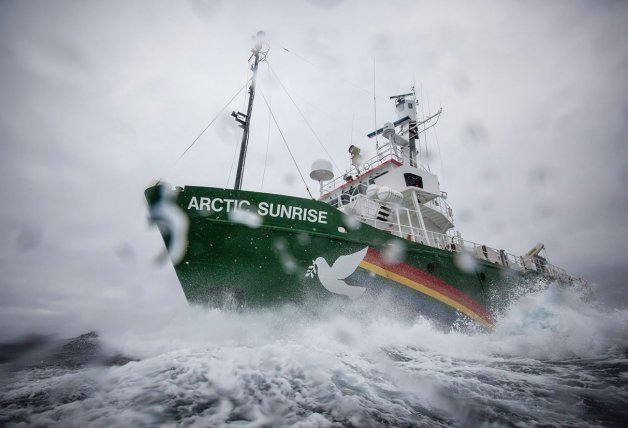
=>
[359,248,494,329]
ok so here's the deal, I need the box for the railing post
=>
[406,207,416,241]
[411,190,430,245]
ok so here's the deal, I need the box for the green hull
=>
[146,185,534,330]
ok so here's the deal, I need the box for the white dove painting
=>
[306,247,369,300]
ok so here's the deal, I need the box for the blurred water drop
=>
[452,72,472,94]
[382,239,406,265]
[147,184,189,265]
[280,255,298,274]
[273,237,298,274]
[217,112,239,143]
[454,250,477,274]
[114,242,136,264]
[228,208,262,229]
[465,122,489,145]
[458,209,473,224]
[297,232,311,245]
[273,237,287,253]
[480,167,500,183]
[534,202,553,218]
[527,165,554,190]
[14,226,42,253]
[342,211,362,230]
[490,220,507,234]
[283,173,296,185]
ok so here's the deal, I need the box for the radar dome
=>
[310,159,334,182]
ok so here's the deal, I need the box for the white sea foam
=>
[2,282,627,426]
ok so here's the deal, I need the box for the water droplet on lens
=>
[382,239,406,265]
[283,173,296,185]
[454,250,477,274]
[228,208,262,229]
[297,232,311,245]
[342,211,362,230]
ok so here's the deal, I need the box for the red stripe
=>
[364,248,493,321]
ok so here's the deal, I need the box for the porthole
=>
[427,262,435,273]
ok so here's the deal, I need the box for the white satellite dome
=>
[310,159,334,182]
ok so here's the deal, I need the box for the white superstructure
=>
[311,89,571,281]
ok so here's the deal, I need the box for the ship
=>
[145,35,575,331]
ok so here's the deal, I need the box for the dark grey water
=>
[1,286,627,427]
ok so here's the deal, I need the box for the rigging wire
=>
[350,112,355,150]
[226,139,239,188]
[242,63,250,112]
[267,63,340,172]
[162,79,251,182]
[259,90,314,199]
[432,125,445,182]
[279,45,372,95]
[261,94,272,190]
[420,84,430,171]
[427,95,445,181]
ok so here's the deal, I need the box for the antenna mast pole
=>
[408,86,419,167]
[233,33,266,190]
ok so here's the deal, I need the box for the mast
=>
[407,87,419,167]
[233,32,266,190]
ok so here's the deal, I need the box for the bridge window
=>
[404,173,423,188]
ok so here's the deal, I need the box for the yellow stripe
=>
[359,260,493,329]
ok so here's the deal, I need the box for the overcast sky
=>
[1,0,627,340]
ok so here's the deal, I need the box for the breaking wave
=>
[1,281,627,427]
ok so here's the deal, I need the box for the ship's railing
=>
[322,146,402,194]
[327,182,371,209]
[423,197,454,225]
[347,196,571,281]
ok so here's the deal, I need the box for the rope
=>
[163,79,251,181]
[260,90,314,199]
[267,63,340,172]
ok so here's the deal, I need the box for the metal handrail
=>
[322,146,401,194]
[348,195,571,280]
[423,197,454,224]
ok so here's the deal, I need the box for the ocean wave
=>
[2,281,627,427]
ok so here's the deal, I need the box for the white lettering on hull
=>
[186,197,328,224]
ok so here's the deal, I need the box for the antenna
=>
[373,59,379,154]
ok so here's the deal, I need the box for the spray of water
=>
[2,281,627,426]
